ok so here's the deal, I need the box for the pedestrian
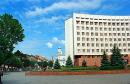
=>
[0,68,3,84]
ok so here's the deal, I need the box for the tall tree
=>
[66,56,73,67]
[111,44,124,69]
[54,59,61,69]
[48,60,53,68]
[0,13,25,65]
[100,51,111,70]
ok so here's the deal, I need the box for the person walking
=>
[0,68,3,84]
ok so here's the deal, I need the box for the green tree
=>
[100,51,111,70]
[48,60,53,68]
[0,13,24,65]
[38,61,48,68]
[54,59,60,69]
[111,44,125,69]
[66,56,73,67]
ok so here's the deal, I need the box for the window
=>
[77,26,80,30]
[96,38,98,41]
[77,32,80,35]
[118,38,121,41]
[86,38,89,41]
[82,43,85,47]
[92,49,94,52]
[96,43,99,47]
[87,43,89,46]
[95,33,98,36]
[86,32,89,36]
[92,43,94,47]
[76,21,80,24]
[109,38,112,41]
[91,38,94,41]
[77,37,80,41]
[100,33,103,36]
[86,27,89,30]
[122,33,125,36]
[117,28,120,31]
[82,37,85,41]
[104,28,107,31]
[96,49,99,52]
[81,21,84,25]
[82,32,85,35]
[86,21,89,25]
[87,49,90,52]
[104,33,107,36]
[100,38,103,41]
[83,49,85,52]
[77,43,80,47]
[91,32,94,36]
[127,33,130,36]
[95,27,98,31]
[123,38,126,41]
[127,38,130,41]
[118,33,120,36]
[82,26,84,30]
[90,22,93,25]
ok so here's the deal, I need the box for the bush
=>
[100,65,124,70]
[60,66,99,72]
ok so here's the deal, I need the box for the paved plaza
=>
[2,72,130,84]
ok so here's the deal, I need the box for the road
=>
[2,72,130,84]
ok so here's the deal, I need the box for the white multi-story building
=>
[65,13,130,66]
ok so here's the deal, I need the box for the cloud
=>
[35,15,69,24]
[25,0,102,16]
[46,37,65,48]
[52,37,65,45]
[46,42,53,48]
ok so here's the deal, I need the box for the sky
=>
[0,0,130,59]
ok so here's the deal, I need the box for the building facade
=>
[65,13,130,66]
[57,48,66,66]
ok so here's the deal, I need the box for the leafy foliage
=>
[66,56,73,67]
[48,60,53,68]
[100,51,111,70]
[111,44,125,69]
[0,13,24,65]
[54,59,61,69]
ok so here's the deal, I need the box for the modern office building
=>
[65,13,130,66]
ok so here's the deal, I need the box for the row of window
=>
[76,21,130,26]
[77,37,130,41]
[76,17,130,21]
[77,26,130,31]
[77,49,130,53]
[77,32,130,36]
[77,43,130,47]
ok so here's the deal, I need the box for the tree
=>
[66,56,73,67]
[82,60,87,67]
[0,13,25,65]
[111,44,125,69]
[38,61,48,68]
[48,60,53,68]
[100,51,111,70]
[54,59,60,69]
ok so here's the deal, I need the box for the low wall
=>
[26,70,130,76]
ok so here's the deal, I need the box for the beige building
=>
[65,13,130,66]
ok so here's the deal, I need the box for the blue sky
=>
[0,0,130,59]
